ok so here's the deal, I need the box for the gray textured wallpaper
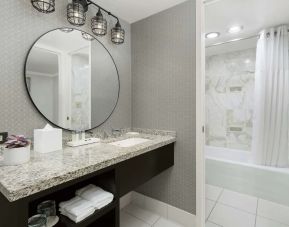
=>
[132,0,196,214]
[0,1,131,137]
[1,0,196,215]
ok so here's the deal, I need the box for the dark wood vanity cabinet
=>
[117,143,174,197]
[0,143,174,227]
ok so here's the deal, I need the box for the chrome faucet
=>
[111,128,122,137]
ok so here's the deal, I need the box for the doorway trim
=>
[195,0,206,226]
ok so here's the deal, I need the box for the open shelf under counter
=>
[0,129,175,227]
[56,200,118,227]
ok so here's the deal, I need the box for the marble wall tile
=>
[206,48,256,151]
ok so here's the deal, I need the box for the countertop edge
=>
[2,137,176,202]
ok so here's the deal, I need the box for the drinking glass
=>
[28,214,47,227]
[37,200,56,217]
[37,200,59,226]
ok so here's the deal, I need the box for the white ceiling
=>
[27,30,91,75]
[89,0,188,23]
[27,48,58,75]
[38,30,90,53]
[205,0,289,52]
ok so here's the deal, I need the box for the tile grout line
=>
[213,201,258,216]
[123,204,181,227]
[152,216,161,226]
[216,200,258,215]
[123,207,153,226]
[212,188,259,216]
[206,200,216,221]
[257,214,289,227]
[256,198,289,226]
[254,198,259,227]
[207,185,289,227]
[216,188,224,202]
[207,188,224,221]
[207,220,224,227]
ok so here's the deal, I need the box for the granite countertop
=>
[0,129,176,202]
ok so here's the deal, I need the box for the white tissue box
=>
[34,124,62,153]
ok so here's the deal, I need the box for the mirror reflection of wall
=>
[25,29,119,131]
[70,46,91,130]
[26,48,59,124]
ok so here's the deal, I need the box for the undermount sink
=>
[109,138,151,148]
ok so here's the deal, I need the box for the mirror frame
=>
[24,27,120,132]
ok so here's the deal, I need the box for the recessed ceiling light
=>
[244,59,251,64]
[228,25,243,34]
[206,32,220,39]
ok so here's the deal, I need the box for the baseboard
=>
[120,191,196,227]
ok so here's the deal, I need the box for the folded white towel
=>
[76,184,103,196]
[59,196,82,209]
[62,199,94,216]
[76,185,114,209]
[59,196,95,222]
[61,208,95,223]
[94,197,114,209]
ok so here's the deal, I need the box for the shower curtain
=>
[252,25,289,167]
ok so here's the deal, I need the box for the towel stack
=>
[76,185,114,209]
[59,196,95,223]
[59,184,114,223]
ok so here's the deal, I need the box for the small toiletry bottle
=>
[72,131,79,142]
[0,132,8,144]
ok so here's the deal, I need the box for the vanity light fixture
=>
[206,32,220,39]
[228,25,243,34]
[31,0,55,13]
[31,0,125,44]
[81,32,94,41]
[111,21,125,44]
[67,1,87,26]
[91,8,107,36]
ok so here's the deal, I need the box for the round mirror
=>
[25,28,120,131]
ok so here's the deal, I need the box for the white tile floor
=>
[120,204,184,227]
[206,184,289,227]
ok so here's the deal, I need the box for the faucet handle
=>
[112,128,122,137]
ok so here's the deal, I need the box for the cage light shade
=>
[31,0,55,13]
[67,3,86,26]
[111,22,125,45]
[91,10,107,36]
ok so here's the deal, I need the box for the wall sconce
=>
[31,0,125,45]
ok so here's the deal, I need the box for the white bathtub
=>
[206,146,289,207]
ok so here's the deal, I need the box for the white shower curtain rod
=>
[206,29,289,48]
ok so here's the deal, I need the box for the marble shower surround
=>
[206,48,256,151]
[0,1,131,137]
